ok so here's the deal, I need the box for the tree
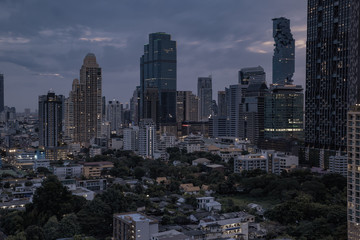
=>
[43,216,59,240]
[25,225,45,240]
[134,167,145,180]
[57,213,81,238]
[1,211,24,235]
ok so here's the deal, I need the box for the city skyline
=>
[0,0,307,111]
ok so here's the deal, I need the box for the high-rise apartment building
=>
[138,119,156,159]
[225,84,246,137]
[238,66,266,85]
[197,76,212,121]
[348,1,360,239]
[130,86,141,125]
[72,53,102,145]
[38,91,63,147]
[217,91,227,117]
[140,32,177,126]
[272,17,295,85]
[0,74,4,112]
[305,0,350,167]
[107,100,123,135]
[176,91,199,122]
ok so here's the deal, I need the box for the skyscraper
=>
[0,74,3,112]
[217,91,227,117]
[176,91,199,122]
[264,84,304,140]
[197,76,213,121]
[272,17,295,85]
[305,0,350,167]
[106,100,123,135]
[138,119,156,159]
[72,53,102,145]
[38,91,63,147]
[238,66,266,85]
[348,0,360,239]
[140,32,177,126]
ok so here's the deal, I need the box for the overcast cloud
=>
[0,0,307,111]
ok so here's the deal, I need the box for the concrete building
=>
[239,66,266,85]
[196,197,222,212]
[329,154,347,177]
[199,217,249,240]
[81,161,114,178]
[52,164,83,179]
[271,152,298,175]
[151,230,189,240]
[198,76,212,121]
[138,119,156,158]
[0,74,4,112]
[113,212,158,240]
[107,99,123,135]
[38,91,63,147]
[123,126,139,152]
[72,54,102,145]
[234,154,268,173]
[176,91,199,122]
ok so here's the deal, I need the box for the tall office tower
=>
[138,119,156,158]
[264,84,304,140]
[176,91,199,122]
[143,87,159,124]
[123,126,139,151]
[140,32,177,126]
[38,91,63,147]
[102,96,106,120]
[238,66,266,85]
[239,82,268,146]
[130,86,141,125]
[305,0,350,168]
[197,76,213,121]
[348,1,360,239]
[218,91,227,117]
[107,100,123,135]
[0,74,3,112]
[272,17,295,85]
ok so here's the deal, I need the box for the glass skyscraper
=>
[305,0,350,168]
[140,32,177,126]
[272,17,295,85]
[197,76,212,121]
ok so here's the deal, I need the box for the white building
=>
[113,212,158,240]
[271,152,298,175]
[123,126,139,151]
[234,154,268,173]
[199,217,249,240]
[52,164,83,179]
[151,230,190,240]
[196,197,222,212]
[138,119,156,158]
[329,154,347,177]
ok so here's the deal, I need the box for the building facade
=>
[107,99,123,135]
[140,32,177,126]
[38,91,63,147]
[138,119,156,158]
[176,91,199,123]
[197,76,212,121]
[0,74,4,112]
[305,0,350,167]
[272,17,295,85]
[238,66,266,85]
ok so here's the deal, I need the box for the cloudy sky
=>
[0,0,307,111]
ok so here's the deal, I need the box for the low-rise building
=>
[52,164,83,179]
[199,217,249,240]
[113,212,158,240]
[180,183,200,195]
[81,161,114,178]
[151,230,190,240]
[192,158,211,166]
[196,197,221,212]
[234,154,268,173]
[329,154,347,177]
[271,152,298,175]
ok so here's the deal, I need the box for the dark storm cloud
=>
[0,0,306,110]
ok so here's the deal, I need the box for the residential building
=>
[52,164,83,179]
[272,17,295,84]
[140,32,177,125]
[151,230,190,240]
[138,119,156,158]
[329,154,347,177]
[81,161,114,178]
[113,212,158,240]
[123,126,139,151]
[130,86,141,125]
[198,76,212,121]
[305,0,350,168]
[196,197,222,212]
[271,152,298,175]
[199,217,249,240]
[107,99,123,135]
[38,91,63,147]
[234,154,268,173]
[72,53,102,145]
[347,105,360,239]
[0,74,3,112]
[217,90,227,117]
